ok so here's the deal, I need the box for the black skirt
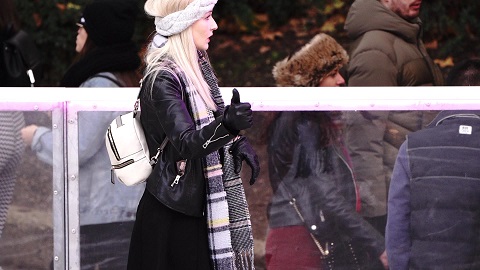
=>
[127,189,211,270]
[80,221,134,270]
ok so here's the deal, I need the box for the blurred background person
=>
[342,0,445,246]
[445,58,480,86]
[0,112,25,242]
[0,0,28,255]
[1,0,43,87]
[265,33,387,270]
[386,58,480,270]
[21,0,144,269]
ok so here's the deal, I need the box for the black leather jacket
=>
[140,70,235,217]
[267,112,385,258]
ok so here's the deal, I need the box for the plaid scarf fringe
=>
[178,53,254,269]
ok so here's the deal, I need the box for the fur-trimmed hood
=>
[272,33,348,87]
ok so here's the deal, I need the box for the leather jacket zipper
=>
[171,159,187,187]
[203,123,229,149]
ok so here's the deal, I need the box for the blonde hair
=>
[143,0,216,110]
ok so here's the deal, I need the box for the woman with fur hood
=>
[265,33,388,270]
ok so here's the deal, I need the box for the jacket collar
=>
[428,110,480,128]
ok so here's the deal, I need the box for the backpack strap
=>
[136,77,169,166]
[149,137,169,166]
[88,74,125,87]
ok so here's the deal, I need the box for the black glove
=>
[229,136,260,185]
[223,88,253,134]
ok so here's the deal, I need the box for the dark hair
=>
[302,112,341,147]
[73,30,140,87]
[446,58,480,86]
[0,0,21,37]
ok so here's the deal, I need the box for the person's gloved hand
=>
[223,88,253,134]
[229,136,260,185]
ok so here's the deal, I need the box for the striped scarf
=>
[179,51,254,269]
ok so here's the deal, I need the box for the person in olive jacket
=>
[266,33,387,270]
[342,0,444,238]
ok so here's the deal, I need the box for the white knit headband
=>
[154,0,217,37]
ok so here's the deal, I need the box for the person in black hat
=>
[59,0,141,87]
[21,1,144,269]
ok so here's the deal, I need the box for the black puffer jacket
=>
[140,70,235,217]
[267,112,385,258]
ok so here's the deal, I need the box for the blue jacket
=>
[386,110,480,269]
[31,72,145,225]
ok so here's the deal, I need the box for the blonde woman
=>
[127,0,260,269]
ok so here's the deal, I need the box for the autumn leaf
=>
[56,3,66,11]
[322,0,346,15]
[434,57,454,68]
[216,39,242,51]
[254,14,269,24]
[320,14,345,33]
[424,40,438,50]
[33,13,42,27]
[260,30,283,41]
[241,35,259,44]
[66,2,82,11]
[259,46,271,54]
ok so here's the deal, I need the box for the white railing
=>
[3,86,480,111]
[1,86,479,269]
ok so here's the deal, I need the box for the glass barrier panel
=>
[75,110,145,269]
[0,104,64,270]
[1,87,479,270]
[249,108,480,269]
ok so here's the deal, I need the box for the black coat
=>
[267,112,385,258]
[140,70,235,217]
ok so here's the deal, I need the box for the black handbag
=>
[278,147,362,270]
[2,29,43,86]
